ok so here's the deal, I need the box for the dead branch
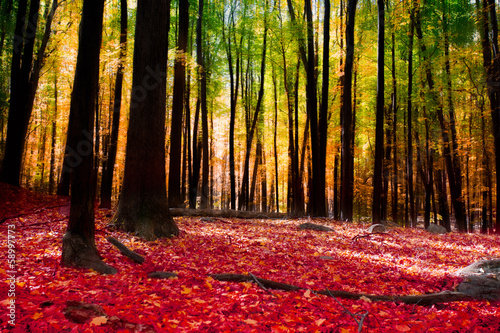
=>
[209,273,478,305]
[352,232,396,242]
[107,237,145,263]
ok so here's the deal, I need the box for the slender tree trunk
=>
[100,0,127,208]
[48,73,58,194]
[169,0,190,208]
[340,0,358,222]
[318,0,331,217]
[61,0,115,275]
[415,7,467,232]
[111,0,179,241]
[406,0,416,227]
[305,0,323,216]
[272,63,279,213]
[238,4,268,211]
[372,0,385,224]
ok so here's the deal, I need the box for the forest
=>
[1,0,499,233]
[1,0,500,331]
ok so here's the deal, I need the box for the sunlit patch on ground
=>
[1,185,499,332]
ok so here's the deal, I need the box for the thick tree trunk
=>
[340,0,358,222]
[100,0,127,209]
[169,0,190,208]
[111,0,179,241]
[61,0,115,275]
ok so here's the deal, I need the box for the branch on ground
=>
[107,237,145,263]
[209,273,483,305]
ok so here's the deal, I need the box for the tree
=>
[100,0,128,209]
[340,0,358,222]
[61,0,115,274]
[0,0,58,186]
[372,0,385,224]
[111,0,179,241]
[169,0,190,208]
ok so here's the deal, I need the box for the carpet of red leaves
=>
[1,183,500,332]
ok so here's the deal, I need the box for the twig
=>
[249,272,277,297]
[352,232,396,242]
[325,288,369,333]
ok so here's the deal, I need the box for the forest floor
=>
[1,183,500,332]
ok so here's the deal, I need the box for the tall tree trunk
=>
[272,63,279,213]
[238,4,268,211]
[61,0,115,275]
[318,0,331,217]
[224,5,241,211]
[1,0,57,186]
[390,21,398,224]
[190,100,201,208]
[169,0,190,208]
[196,0,210,209]
[479,0,500,233]
[415,6,467,232]
[111,0,179,241]
[372,0,385,224]
[48,73,58,194]
[340,0,358,222]
[305,0,324,217]
[100,0,127,208]
[406,0,416,227]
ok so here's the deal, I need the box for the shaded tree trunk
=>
[372,0,385,224]
[406,0,416,227]
[169,0,190,208]
[61,0,115,275]
[340,0,358,222]
[110,0,179,241]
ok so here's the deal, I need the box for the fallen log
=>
[107,237,145,263]
[209,273,480,305]
[169,208,286,219]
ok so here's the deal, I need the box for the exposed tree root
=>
[62,232,117,275]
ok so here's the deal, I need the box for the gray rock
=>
[426,223,448,234]
[367,224,386,233]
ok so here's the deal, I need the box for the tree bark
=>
[61,0,115,275]
[111,0,179,241]
[372,0,385,224]
[168,0,190,208]
[340,0,358,222]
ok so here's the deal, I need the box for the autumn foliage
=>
[1,184,500,332]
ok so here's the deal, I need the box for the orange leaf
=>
[90,316,107,326]
[395,325,411,332]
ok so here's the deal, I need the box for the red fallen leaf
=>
[3,183,500,332]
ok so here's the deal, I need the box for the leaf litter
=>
[1,184,499,332]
